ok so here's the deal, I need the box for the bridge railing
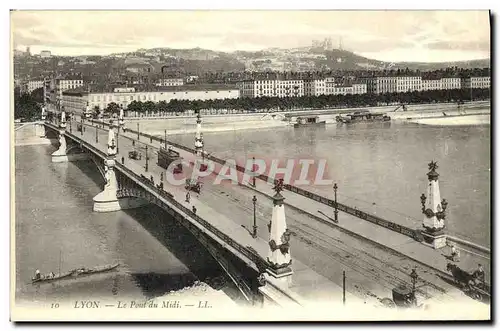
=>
[114,159,271,274]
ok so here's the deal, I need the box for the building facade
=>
[303,79,326,96]
[156,78,184,87]
[62,85,240,115]
[26,80,44,93]
[40,50,51,58]
[396,76,422,93]
[421,79,443,91]
[43,76,85,106]
[461,76,490,89]
[441,77,461,90]
[237,79,304,98]
[375,77,398,94]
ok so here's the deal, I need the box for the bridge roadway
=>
[57,119,485,308]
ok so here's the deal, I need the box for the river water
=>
[14,144,235,305]
[168,121,491,247]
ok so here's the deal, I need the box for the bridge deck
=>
[45,120,489,307]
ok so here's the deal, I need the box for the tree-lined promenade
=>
[14,86,490,122]
[111,88,490,116]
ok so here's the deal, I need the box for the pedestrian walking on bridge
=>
[451,244,460,262]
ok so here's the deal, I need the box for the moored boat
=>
[293,116,326,128]
[31,263,120,284]
[336,110,391,124]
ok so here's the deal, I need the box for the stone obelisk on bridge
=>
[93,123,121,212]
[266,179,293,284]
[41,104,47,121]
[51,109,68,162]
[194,112,204,157]
[420,161,448,249]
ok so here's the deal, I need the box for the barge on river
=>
[336,110,391,124]
[293,116,326,128]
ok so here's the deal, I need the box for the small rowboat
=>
[32,263,119,284]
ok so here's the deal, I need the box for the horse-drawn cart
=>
[185,179,202,193]
[446,263,490,302]
[128,150,142,160]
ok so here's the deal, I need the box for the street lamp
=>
[420,194,427,213]
[95,126,98,143]
[252,157,256,187]
[333,183,339,222]
[116,124,120,153]
[145,145,149,172]
[252,195,258,238]
[137,123,140,140]
[410,267,418,305]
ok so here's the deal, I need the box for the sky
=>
[10,10,490,63]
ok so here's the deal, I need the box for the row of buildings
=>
[237,75,490,98]
[61,85,240,115]
[19,73,490,115]
[359,76,490,94]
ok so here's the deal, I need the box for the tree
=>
[14,92,40,121]
[93,105,101,118]
[127,100,143,113]
[31,87,44,103]
[105,102,120,115]
[143,101,156,115]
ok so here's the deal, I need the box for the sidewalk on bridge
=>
[246,179,491,284]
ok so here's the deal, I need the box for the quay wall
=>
[90,101,490,134]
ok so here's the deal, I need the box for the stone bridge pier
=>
[50,111,89,163]
[93,123,148,212]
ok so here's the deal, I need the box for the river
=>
[166,121,491,247]
[14,144,237,306]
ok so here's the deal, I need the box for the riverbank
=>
[407,113,490,126]
[118,101,489,135]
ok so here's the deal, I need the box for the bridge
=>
[34,111,490,311]
[41,117,305,307]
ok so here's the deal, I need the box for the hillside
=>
[14,45,490,81]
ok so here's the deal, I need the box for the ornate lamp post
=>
[145,145,149,172]
[410,268,418,305]
[116,122,120,153]
[137,123,140,141]
[252,195,258,238]
[420,193,427,213]
[95,126,98,143]
[333,183,339,222]
[252,157,257,187]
